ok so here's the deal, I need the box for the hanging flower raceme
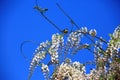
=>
[27,26,120,80]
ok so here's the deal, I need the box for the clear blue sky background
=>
[0,0,120,80]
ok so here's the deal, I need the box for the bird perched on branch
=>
[34,6,48,13]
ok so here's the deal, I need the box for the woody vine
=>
[21,1,120,80]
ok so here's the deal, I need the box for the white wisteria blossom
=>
[26,25,120,80]
[20,1,120,79]
[41,63,49,73]
[52,62,86,80]
[89,29,97,36]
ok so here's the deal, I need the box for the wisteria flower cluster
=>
[27,26,120,80]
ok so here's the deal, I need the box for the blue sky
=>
[0,0,120,80]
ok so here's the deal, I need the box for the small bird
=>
[34,6,48,13]
[62,28,68,34]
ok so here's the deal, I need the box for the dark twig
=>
[56,3,80,29]
[20,40,39,62]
